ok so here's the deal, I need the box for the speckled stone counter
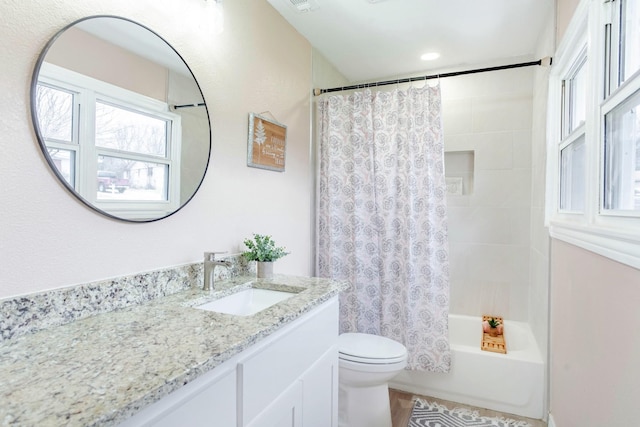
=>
[0,274,346,427]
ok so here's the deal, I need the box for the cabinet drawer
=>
[239,298,338,425]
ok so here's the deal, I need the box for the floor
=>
[389,389,547,427]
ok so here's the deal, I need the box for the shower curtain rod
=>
[172,102,206,109]
[313,57,552,96]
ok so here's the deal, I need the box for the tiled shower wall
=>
[441,68,534,321]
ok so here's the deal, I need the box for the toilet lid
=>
[338,333,407,364]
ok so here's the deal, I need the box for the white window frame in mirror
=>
[38,62,181,220]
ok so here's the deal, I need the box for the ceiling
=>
[266,0,555,83]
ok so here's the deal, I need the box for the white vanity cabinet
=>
[238,298,338,427]
[118,297,339,427]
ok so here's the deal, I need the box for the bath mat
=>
[408,398,532,427]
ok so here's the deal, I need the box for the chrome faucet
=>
[203,252,232,291]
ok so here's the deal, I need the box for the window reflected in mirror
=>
[31,16,210,222]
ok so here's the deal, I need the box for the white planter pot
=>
[257,261,274,279]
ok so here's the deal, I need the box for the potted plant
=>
[242,234,289,279]
[482,317,503,337]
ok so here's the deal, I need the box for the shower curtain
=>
[317,86,451,372]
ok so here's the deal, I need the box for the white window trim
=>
[547,0,640,270]
[39,62,181,218]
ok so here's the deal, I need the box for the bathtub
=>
[390,314,544,419]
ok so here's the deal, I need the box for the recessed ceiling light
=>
[420,52,440,61]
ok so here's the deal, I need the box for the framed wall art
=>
[247,113,287,172]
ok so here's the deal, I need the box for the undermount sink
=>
[196,288,296,316]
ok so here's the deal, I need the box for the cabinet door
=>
[301,346,338,427]
[238,299,338,424]
[246,381,303,427]
[118,363,236,427]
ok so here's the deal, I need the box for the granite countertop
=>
[0,275,345,427]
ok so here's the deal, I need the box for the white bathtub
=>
[390,314,544,419]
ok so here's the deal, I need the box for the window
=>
[35,84,78,187]
[36,63,181,218]
[610,0,640,89]
[602,0,640,216]
[560,136,586,212]
[603,88,640,212]
[94,101,171,202]
[562,54,587,138]
[557,49,588,214]
[548,0,640,269]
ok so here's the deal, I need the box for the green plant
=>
[242,234,289,262]
[487,317,501,328]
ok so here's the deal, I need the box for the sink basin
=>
[196,288,296,316]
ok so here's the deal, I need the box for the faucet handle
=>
[204,251,227,261]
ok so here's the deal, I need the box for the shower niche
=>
[444,150,474,196]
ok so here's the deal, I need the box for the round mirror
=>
[31,16,211,222]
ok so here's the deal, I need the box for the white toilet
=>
[337,332,408,427]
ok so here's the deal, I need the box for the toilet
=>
[337,332,408,427]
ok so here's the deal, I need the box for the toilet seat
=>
[338,333,407,365]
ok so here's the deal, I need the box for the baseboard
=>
[548,413,557,427]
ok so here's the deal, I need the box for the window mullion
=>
[586,0,607,223]
[96,148,171,166]
[77,90,96,200]
[609,0,622,92]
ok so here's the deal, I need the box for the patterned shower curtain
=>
[317,86,451,372]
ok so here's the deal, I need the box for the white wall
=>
[441,69,534,321]
[0,0,312,299]
[550,240,640,426]
[46,26,168,102]
[556,0,582,43]
[312,48,350,90]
